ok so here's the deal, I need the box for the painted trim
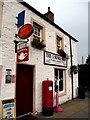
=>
[33,65,36,114]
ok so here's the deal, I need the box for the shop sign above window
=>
[44,51,67,67]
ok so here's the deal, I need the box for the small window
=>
[54,69,65,93]
[56,35,64,54]
[33,22,42,42]
[31,17,46,49]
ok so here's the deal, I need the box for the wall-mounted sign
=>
[16,10,25,28]
[17,46,29,62]
[6,75,12,83]
[18,24,33,39]
[11,75,16,83]
[2,99,16,119]
[44,51,67,67]
[17,42,28,50]
[5,69,12,84]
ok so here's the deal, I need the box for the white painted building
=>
[0,0,78,118]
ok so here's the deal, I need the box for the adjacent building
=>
[0,0,78,118]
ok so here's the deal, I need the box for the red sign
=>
[11,75,16,83]
[17,46,29,62]
[18,24,33,39]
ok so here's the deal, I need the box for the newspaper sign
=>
[2,99,16,119]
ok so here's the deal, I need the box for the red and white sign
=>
[17,46,29,62]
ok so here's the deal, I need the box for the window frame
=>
[56,34,64,54]
[54,68,66,96]
[30,17,46,45]
[33,22,42,42]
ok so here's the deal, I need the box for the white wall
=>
[0,1,78,113]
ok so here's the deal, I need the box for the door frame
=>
[15,63,36,115]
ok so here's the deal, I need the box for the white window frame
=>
[54,68,66,96]
[33,22,42,42]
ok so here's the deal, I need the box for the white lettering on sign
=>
[17,46,29,62]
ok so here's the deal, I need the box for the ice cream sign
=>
[17,46,29,62]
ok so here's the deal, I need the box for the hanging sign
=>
[17,46,29,62]
[18,24,33,39]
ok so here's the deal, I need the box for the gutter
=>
[69,37,73,100]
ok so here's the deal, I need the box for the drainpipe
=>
[69,37,73,100]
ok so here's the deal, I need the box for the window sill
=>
[54,91,66,98]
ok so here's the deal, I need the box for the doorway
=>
[16,64,33,117]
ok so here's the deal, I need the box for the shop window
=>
[54,69,66,94]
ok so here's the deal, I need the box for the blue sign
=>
[16,10,25,28]
[4,103,14,108]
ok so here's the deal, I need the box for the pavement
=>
[16,91,89,120]
[36,91,89,119]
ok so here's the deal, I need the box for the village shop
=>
[0,0,78,118]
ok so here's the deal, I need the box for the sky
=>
[24,0,89,64]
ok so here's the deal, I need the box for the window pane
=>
[59,79,63,91]
[59,70,63,91]
[38,28,40,36]
[57,36,62,52]
[59,70,63,79]
[33,36,40,42]
[55,69,58,92]
[55,69,58,79]
[33,22,42,42]
[54,69,64,92]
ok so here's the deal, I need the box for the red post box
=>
[42,79,53,116]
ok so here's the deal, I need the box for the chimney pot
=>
[48,7,50,12]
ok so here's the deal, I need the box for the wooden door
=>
[16,64,33,117]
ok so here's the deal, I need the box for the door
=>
[16,64,33,117]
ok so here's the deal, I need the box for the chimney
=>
[44,7,54,22]
[48,7,50,12]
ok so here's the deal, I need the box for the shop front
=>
[0,0,78,119]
